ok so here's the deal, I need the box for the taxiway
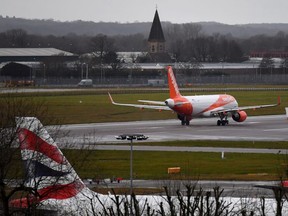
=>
[58,115,288,153]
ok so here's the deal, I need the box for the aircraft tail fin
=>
[11,117,85,208]
[167,66,181,98]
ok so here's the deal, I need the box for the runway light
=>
[115,134,149,141]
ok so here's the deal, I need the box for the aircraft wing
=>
[254,185,288,192]
[138,100,166,105]
[211,97,280,115]
[237,103,280,110]
[108,93,171,111]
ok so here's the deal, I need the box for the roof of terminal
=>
[0,48,75,57]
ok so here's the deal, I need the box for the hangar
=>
[0,48,79,86]
[0,48,78,62]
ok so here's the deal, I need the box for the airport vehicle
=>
[77,79,93,87]
[5,80,35,87]
[109,66,280,126]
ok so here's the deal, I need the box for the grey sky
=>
[1,0,288,24]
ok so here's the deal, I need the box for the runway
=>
[58,115,288,198]
[58,114,288,153]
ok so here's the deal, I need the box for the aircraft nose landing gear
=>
[181,119,190,126]
[178,114,191,126]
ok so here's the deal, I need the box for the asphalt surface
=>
[56,115,288,198]
[58,115,288,153]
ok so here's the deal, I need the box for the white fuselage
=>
[39,187,288,216]
[167,94,238,118]
[190,94,238,117]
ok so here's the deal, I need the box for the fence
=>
[1,73,288,87]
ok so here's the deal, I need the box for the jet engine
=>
[165,99,174,108]
[232,110,247,122]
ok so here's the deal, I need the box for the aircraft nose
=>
[165,99,174,108]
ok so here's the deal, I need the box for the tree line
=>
[1,25,288,63]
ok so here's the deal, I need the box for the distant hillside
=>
[0,16,152,36]
[1,16,288,38]
[199,22,288,38]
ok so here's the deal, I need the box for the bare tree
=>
[259,57,275,75]
[0,95,48,215]
[91,34,115,64]
[182,23,202,40]
[5,29,28,47]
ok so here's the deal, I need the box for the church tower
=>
[147,9,171,63]
[148,9,166,54]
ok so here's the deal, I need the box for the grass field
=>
[134,140,288,149]
[3,89,287,125]
[63,149,288,181]
[54,90,286,124]
[8,149,288,181]
[3,88,288,181]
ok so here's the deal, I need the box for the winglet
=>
[108,92,115,104]
[278,96,281,105]
[167,66,181,98]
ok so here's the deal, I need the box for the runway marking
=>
[263,128,288,132]
[136,127,164,130]
[198,129,224,132]
[247,122,260,124]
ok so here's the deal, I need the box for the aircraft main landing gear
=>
[217,120,229,126]
[217,113,229,126]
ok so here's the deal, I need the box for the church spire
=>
[148,9,165,43]
[146,9,171,62]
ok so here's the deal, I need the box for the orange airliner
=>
[109,66,280,126]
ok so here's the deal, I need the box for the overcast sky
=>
[1,0,288,24]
